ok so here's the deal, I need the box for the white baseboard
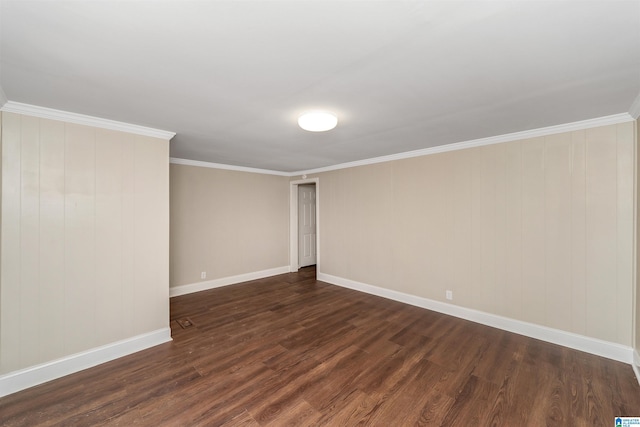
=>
[170,266,290,297]
[633,350,640,385]
[0,328,172,398]
[318,272,634,365]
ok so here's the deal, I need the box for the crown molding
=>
[173,112,635,178]
[0,101,176,140]
[169,157,291,176]
[629,91,640,120]
[295,113,634,176]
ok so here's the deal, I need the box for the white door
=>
[298,184,316,268]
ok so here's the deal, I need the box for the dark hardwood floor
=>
[2,266,639,426]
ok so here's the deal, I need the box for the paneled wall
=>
[170,164,289,288]
[311,122,635,346]
[636,117,640,358]
[0,112,170,374]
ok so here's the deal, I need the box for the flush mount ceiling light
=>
[298,111,338,132]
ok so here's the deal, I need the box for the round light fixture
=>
[298,111,338,132]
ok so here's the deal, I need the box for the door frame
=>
[290,177,320,272]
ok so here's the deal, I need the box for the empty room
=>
[1,1,640,425]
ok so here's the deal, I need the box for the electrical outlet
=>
[446,290,453,300]
[201,271,206,279]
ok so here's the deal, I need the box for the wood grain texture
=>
[1,267,639,426]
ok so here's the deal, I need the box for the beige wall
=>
[636,117,640,356]
[170,164,289,288]
[0,112,170,374]
[307,122,635,346]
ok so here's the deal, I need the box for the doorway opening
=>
[298,183,316,268]
[290,178,319,272]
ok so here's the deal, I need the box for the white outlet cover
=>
[446,290,453,300]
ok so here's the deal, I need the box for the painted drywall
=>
[305,122,635,346]
[170,164,289,288]
[0,112,170,374]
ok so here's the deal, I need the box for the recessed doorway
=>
[298,184,316,268]
[289,178,319,272]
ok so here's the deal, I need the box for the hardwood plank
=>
[1,266,639,426]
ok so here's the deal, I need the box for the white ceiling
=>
[1,1,639,173]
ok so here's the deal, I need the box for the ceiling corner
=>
[629,91,640,120]
[1,101,176,140]
[0,86,7,109]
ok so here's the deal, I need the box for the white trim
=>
[169,266,290,297]
[0,328,172,398]
[170,113,632,177]
[0,105,634,174]
[0,101,176,140]
[289,178,320,272]
[290,183,299,271]
[169,157,290,176]
[296,113,634,176]
[317,273,634,364]
[633,350,640,385]
[629,91,640,119]
[173,113,635,177]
